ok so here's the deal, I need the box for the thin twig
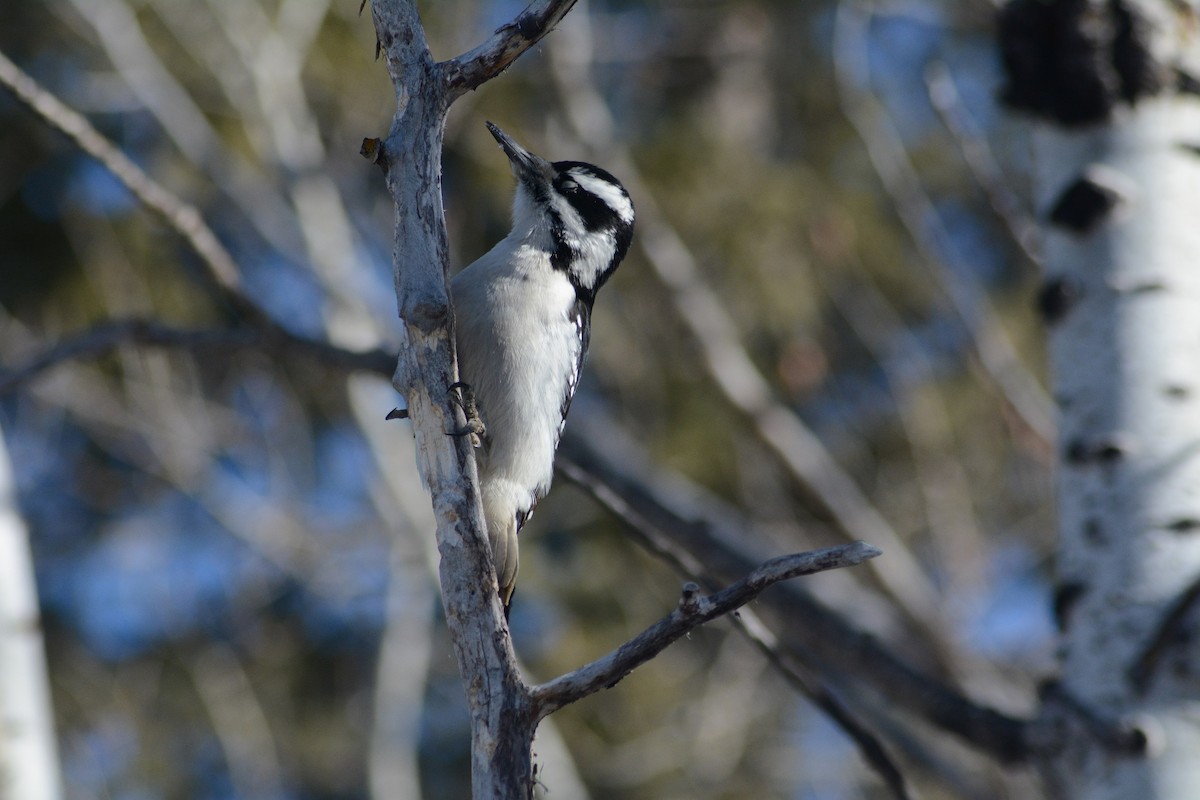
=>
[64,0,306,263]
[832,1,1056,449]
[729,611,914,800]
[0,51,398,392]
[442,0,578,98]
[0,318,395,395]
[559,435,917,797]
[555,451,912,798]
[557,422,1034,764]
[532,542,882,718]
[924,60,1043,268]
[0,48,257,321]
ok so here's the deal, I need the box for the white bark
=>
[1035,86,1200,800]
[0,427,63,800]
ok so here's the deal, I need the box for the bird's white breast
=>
[451,239,583,510]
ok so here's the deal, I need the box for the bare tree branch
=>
[0,51,400,395]
[442,0,578,98]
[727,610,914,800]
[924,60,1043,268]
[64,0,307,262]
[533,542,881,718]
[0,318,394,395]
[189,645,286,800]
[720,606,907,800]
[0,48,257,321]
[557,421,1035,765]
[554,432,916,796]
[551,426,922,796]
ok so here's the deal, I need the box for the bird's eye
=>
[560,180,578,192]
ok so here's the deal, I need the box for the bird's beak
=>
[486,122,550,186]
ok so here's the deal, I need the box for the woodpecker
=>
[451,122,634,611]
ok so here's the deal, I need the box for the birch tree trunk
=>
[0,426,62,800]
[1001,1,1200,795]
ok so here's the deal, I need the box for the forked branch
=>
[557,424,1036,764]
[533,542,881,718]
[442,0,578,98]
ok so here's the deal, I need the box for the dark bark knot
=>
[998,0,1166,126]
[1166,518,1200,534]
[360,137,388,171]
[1129,576,1200,696]
[1164,384,1192,400]
[1054,581,1087,630]
[514,12,541,39]
[404,299,450,334]
[1037,275,1083,326]
[1037,680,1150,755]
[1065,434,1133,465]
[1048,168,1129,234]
[1177,69,1200,96]
[678,582,701,616]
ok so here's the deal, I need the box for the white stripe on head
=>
[571,170,634,225]
[550,193,587,238]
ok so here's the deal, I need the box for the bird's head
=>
[487,121,634,304]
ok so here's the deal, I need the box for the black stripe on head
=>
[547,208,578,274]
[551,162,635,302]
[555,173,616,232]
[552,162,634,231]
[609,218,634,273]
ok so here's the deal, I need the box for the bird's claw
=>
[447,382,486,445]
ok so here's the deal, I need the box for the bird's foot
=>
[447,381,486,445]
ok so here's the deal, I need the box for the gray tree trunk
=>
[1001,1,1200,796]
[367,2,575,795]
